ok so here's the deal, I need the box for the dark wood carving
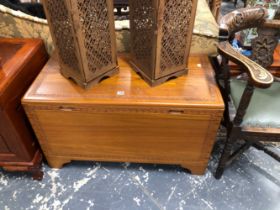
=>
[215,127,242,179]
[219,7,268,38]
[214,7,280,179]
[42,0,118,88]
[251,27,279,68]
[218,41,274,88]
[251,20,280,69]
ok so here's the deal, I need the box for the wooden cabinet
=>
[22,54,224,175]
[0,38,48,180]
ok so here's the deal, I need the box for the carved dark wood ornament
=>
[215,6,280,179]
[218,41,274,88]
[219,7,268,37]
[251,28,280,68]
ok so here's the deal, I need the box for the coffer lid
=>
[22,53,224,109]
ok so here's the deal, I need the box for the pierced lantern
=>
[129,0,198,86]
[42,0,118,88]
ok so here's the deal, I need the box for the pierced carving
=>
[159,0,193,74]
[129,0,197,86]
[42,0,118,88]
[44,0,80,73]
[129,0,155,77]
[77,0,114,74]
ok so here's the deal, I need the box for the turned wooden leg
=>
[215,133,236,179]
[181,164,206,175]
[46,157,71,169]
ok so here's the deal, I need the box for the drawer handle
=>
[168,110,185,115]
[59,106,74,112]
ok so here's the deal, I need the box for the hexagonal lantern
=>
[129,0,198,86]
[42,0,118,88]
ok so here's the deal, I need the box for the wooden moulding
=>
[129,0,198,87]
[130,61,188,87]
[1,150,44,180]
[42,0,118,89]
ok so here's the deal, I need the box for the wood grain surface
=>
[0,38,48,180]
[23,54,224,175]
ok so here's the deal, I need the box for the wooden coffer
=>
[22,54,224,175]
[42,0,118,88]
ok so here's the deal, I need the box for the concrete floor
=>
[0,140,279,210]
